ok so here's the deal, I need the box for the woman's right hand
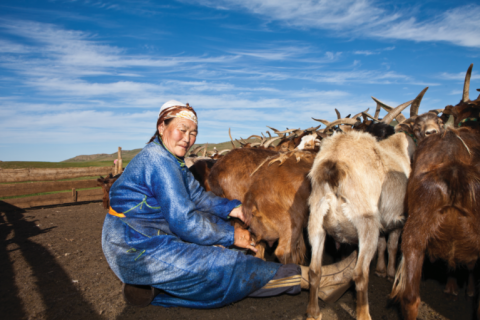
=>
[234,227,258,253]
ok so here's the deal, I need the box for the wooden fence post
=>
[72,188,77,202]
[117,147,123,174]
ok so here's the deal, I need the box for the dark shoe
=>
[122,283,160,307]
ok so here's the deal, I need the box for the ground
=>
[1,201,478,320]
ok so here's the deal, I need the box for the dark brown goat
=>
[97,173,122,209]
[391,127,480,320]
[188,158,216,191]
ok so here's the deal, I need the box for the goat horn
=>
[312,117,330,126]
[266,131,272,138]
[247,135,262,141]
[305,124,322,132]
[428,109,444,115]
[362,112,377,121]
[203,143,208,157]
[325,118,358,132]
[373,96,407,123]
[249,142,261,147]
[190,145,203,155]
[410,87,429,117]
[374,99,382,119]
[352,108,370,120]
[218,149,230,155]
[463,64,474,102]
[228,128,236,149]
[445,115,455,128]
[267,126,282,136]
[264,137,281,148]
[381,100,413,125]
[335,108,341,119]
[275,128,300,134]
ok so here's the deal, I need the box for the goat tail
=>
[390,255,406,301]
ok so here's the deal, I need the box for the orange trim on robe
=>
[109,207,126,218]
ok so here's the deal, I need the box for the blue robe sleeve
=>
[186,169,241,220]
[151,158,235,247]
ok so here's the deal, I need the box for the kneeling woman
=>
[102,100,356,308]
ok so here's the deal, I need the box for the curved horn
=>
[410,87,429,117]
[352,108,370,120]
[247,134,262,141]
[249,142,261,147]
[463,64,473,102]
[228,128,236,149]
[264,137,281,148]
[373,97,407,123]
[381,100,413,125]
[428,109,444,115]
[191,145,205,155]
[266,131,272,138]
[335,108,341,119]
[275,128,300,134]
[218,149,230,155]
[325,118,358,132]
[267,126,282,136]
[374,98,382,119]
[312,118,330,126]
[305,124,322,132]
[362,112,377,121]
[202,143,208,157]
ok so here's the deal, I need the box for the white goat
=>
[305,100,417,320]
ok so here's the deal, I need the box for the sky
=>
[1,0,479,161]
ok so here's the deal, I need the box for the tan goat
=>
[306,98,419,320]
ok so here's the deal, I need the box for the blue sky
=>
[1,0,479,161]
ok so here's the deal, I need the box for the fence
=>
[0,147,124,210]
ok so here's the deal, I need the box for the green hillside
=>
[0,139,261,169]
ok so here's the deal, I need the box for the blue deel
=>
[101,137,281,308]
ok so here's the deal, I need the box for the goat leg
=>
[353,216,379,320]
[306,225,326,320]
[375,235,387,278]
[386,229,401,282]
[467,261,476,298]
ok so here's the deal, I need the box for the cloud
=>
[188,0,480,48]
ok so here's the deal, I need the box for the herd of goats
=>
[97,64,480,320]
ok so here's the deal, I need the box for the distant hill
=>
[61,139,259,162]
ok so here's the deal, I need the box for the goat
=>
[391,127,480,319]
[391,64,480,318]
[306,95,420,320]
[97,173,122,209]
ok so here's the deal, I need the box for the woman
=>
[102,100,356,309]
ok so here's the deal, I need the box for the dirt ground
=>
[1,201,478,320]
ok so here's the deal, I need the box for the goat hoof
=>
[374,270,386,278]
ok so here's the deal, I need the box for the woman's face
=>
[158,117,198,157]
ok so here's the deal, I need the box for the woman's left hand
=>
[229,206,252,226]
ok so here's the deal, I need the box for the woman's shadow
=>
[0,203,102,320]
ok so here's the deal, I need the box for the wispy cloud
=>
[188,0,480,48]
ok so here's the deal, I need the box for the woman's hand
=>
[234,227,258,253]
[229,206,252,226]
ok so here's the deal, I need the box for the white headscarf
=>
[158,100,197,124]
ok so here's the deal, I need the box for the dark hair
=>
[147,118,174,143]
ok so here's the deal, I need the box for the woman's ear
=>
[158,122,165,136]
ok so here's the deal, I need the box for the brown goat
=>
[391,127,480,320]
[97,173,121,209]
[208,147,316,264]
[242,151,315,264]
